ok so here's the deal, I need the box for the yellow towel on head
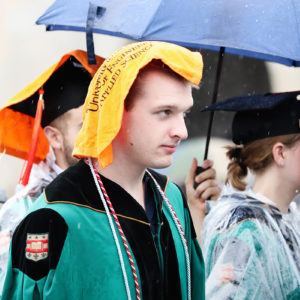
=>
[73,41,203,168]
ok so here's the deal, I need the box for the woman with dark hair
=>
[202,91,300,299]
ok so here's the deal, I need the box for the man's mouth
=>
[161,145,177,153]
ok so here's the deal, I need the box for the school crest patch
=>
[25,233,49,262]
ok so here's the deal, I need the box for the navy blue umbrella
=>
[37,0,300,66]
[36,0,300,159]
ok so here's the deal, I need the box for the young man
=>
[2,42,219,299]
[0,50,104,295]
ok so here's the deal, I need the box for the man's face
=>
[62,105,83,167]
[113,68,193,170]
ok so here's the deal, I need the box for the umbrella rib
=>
[140,1,164,38]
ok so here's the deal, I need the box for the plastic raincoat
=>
[202,185,300,299]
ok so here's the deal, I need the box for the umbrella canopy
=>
[36,0,300,162]
[37,0,300,66]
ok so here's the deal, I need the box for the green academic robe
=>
[2,160,204,299]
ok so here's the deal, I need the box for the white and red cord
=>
[87,157,137,300]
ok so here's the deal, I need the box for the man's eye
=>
[159,110,171,116]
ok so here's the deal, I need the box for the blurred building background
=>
[1,0,300,198]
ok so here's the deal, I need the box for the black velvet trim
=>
[11,208,68,281]
[45,160,103,211]
[160,214,183,299]
[118,214,163,299]
[144,176,159,235]
[147,168,168,191]
[45,161,168,223]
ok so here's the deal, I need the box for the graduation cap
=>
[202,91,300,145]
[0,50,104,185]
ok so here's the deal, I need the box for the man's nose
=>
[170,115,188,141]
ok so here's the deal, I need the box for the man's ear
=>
[43,125,64,150]
[272,142,285,167]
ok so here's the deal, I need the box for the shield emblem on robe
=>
[25,233,49,261]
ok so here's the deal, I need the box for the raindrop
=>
[296,190,299,194]
[77,223,81,229]
[267,130,270,136]
[245,4,249,8]
[58,105,61,110]
[255,19,259,23]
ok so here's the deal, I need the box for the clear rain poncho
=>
[202,185,300,299]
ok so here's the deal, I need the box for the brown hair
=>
[226,133,300,190]
[125,60,191,111]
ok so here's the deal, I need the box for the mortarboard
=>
[202,91,300,145]
[10,57,92,128]
[0,50,104,185]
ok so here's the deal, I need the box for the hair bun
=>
[229,147,242,159]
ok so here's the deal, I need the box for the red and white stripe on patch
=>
[25,233,49,261]
[218,263,234,285]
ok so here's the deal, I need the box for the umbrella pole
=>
[203,46,225,160]
[86,3,103,65]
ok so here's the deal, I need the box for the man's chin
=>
[149,158,172,170]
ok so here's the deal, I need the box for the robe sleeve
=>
[2,208,68,300]
[0,195,35,297]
